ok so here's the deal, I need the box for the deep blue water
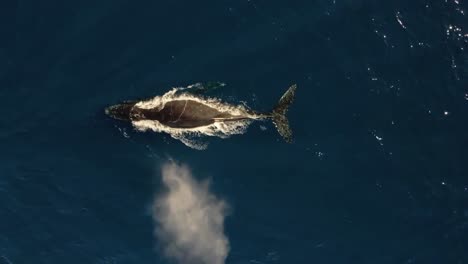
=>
[1,0,467,263]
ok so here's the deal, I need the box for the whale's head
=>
[105,101,137,121]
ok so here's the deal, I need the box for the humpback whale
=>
[105,83,296,148]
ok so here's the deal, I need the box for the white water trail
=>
[152,162,230,264]
[131,84,259,149]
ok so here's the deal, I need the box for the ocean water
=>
[0,1,467,263]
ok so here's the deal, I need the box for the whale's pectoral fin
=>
[123,100,139,104]
[185,82,226,95]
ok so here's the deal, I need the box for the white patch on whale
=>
[132,84,260,149]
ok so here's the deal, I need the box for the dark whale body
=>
[105,84,296,142]
[131,100,249,128]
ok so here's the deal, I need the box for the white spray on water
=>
[152,162,230,264]
[132,84,261,149]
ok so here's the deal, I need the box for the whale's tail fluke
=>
[271,84,296,143]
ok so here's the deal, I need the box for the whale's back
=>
[132,100,243,128]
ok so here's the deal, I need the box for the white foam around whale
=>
[132,84,260,150]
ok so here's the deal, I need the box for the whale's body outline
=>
[105,84,296,147]
[130,99,265,128]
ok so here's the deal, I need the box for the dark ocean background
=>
[1,0,467,263]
